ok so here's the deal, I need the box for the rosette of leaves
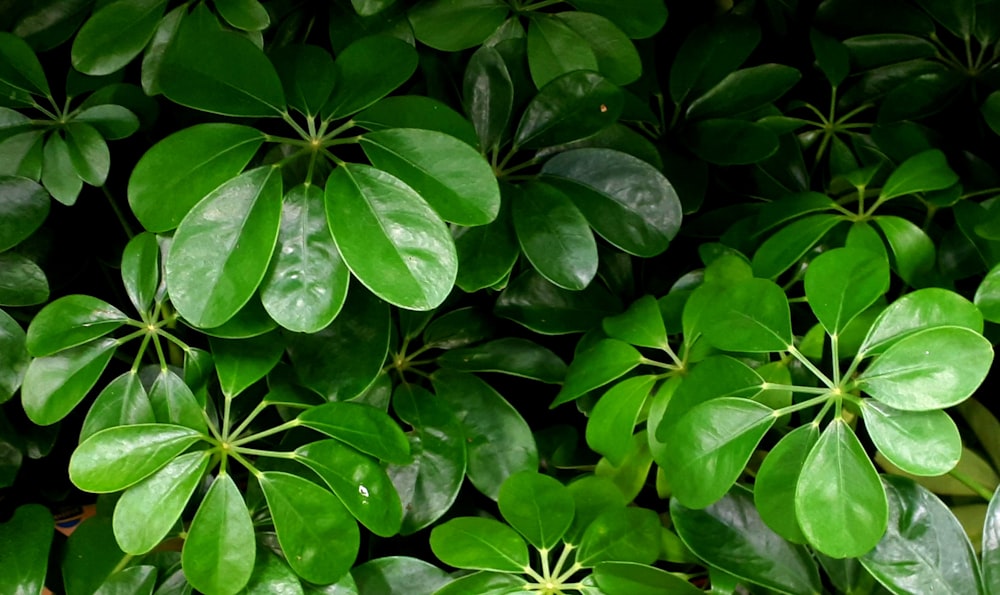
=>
[428,470,694,595]
[0,32,142,206]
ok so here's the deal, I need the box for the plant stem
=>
[549,543,574,578]
[830,333,841,387]
[233,446,296,459]
[102,186,135,239]
[787,344,836,389]
[130,335,152,372]
[230,418,302,446]
[760,382,830,395]
[228,401,268,441]
[771,392,833,418]
[949,468,996,501]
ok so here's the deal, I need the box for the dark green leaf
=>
[0,252,48,307]
[873,215,935,285]
[71,0,167,76]
[0,175,48,252]
[80,371,154,442]
[568,0,667,39]
[351,557,450,595]
[323,35,417,119]
[422,307,494,349]
[805,247,889,335]
[140,4,184,95]
[751,214,844,279]
[430,517,529,572]
[463,45,513,151]
[577,507,661,567]
[408,0,509,51]
[556,12,641,86]
[514,71,622,149]
[0,504,53,595]
[62,516,128,595]
[0,308,28,403]
[497,471,573,549]
[552,339,642,407]
[22,338,118,425]
[686,65,801,121]
[242,547,304,595]
[810,29,850,86]
[121,232,160,314]
[198,297,277,339]
[593,562,703,595]
[754,425,818,544]
[669,16,759,104]
[299,401,410,464]
[526,14,597,89]
[69,423,202,492]
[26,295,127,357]
[182,473,255,595]
[0,32,50,96]
[495,270,620,334]
[684,118,779,165]
[42,132,82,205]
[455,196,519,292]
[271,45,336,117]
[879,150,958,201]
[210,331,283,399]
[862,400,961,476]
[356,96,480,148]
[215,0,270,31]
[984,91,1000,137]
[437,337,566,383]
[586,375,655,467]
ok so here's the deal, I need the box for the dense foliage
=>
[3,0,1000,593]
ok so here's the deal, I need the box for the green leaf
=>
[873,215,935,285]
[148,369,205,431]
[127,123,265,232]
[26,295,126,357]
[199,298,277,339]
[0,175,48,253]
[663,398,775,509]
[860,476,981,594]
[805,247,889,335]
[433,571,526,595]
[96,565,158,595]
[810,29,850,86]
[542,148,681,257]
[684,118,779,165]
[356,96,480,148]
[526,14,598,89]
[671,487,823,594]
[69,423,202,493]
[430,517,529,572]
[686,64,801,121]
[751,213,844,279]
[120,232,161,314]
[455,197,519,292]
[984,91,1000,137]
[593,562,704,595]
[71,0,167,76]
[79,372,154,442]
[159,20,284,116]
[514,71,622,149]
[182,473,255,595]
[388,384,466,534]
[114,450,211,554]
[0,504,53,595]
[796,419,888,558]
[436,337,567,384]
[215,0,270,31]
[271,45,335,117]
[62,516,128,595]
[577,507,661,567]
[511,180,597,290]
[463,45,513,151]
[285,287,389,401]
[323,35,417,119]
[408,0,509,51]
[879,149,958,201]
[361,128,500,226]
[556,12,641,86]
[602,295,668,349]
[433,370,538,500]
[976,263,1000,323]
[299,401,410,464]
[242,547,305,595]
[568,0,667,39]
[0,252,47,307]
[497,471,574,549]
[700,278,792,352]
[861,288,983,354]
[753,424,818,544]
[552,339,643,407]
[862,400,961,476]
[0,32,50,97]
[0,308,28,403]
[295,439,403,537]
[857,326,992,411]
[139,4,184,95]
[259,471,358,584]
[42,132,83,205]
[210,332,283,399]
[669,16,760,104]
[422,307,494,349]
[985,486,1000,593]
[166,166,282,328]
[352,557,449,594]
[326,163,455,310]
[586,375,655,467]
[22,338,118,425]
[564,475,626,545]
[495,269,621,334]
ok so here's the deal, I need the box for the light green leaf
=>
[985,485,1000,593]
[862,400,960,476]
[182,473,255,595]
[26,294,127,357]
[148,369,205,431]
[0,175,48,253]
[805,247,889,335]
[79,372,153,442]
[323,35,417,119]
[753,425,818,544]
[497,471,574,549]
[860,288,982,355]
[514,72,622,149]
[602,295,668,349]
[873,215,935,285]
[700,278,792,352]
[551,339,643,408]
[22,338,118,426]
[71,0,167,75]
[593,562,704,595]
[577,507,661,567]
[299,401,410,464]
[430,517,529,572]
[586,375,655,467]
[878,149,958,201]
[433,571,526,595]
[209,331,283,399]
[751,213,844,279]
[976,262,1000,323]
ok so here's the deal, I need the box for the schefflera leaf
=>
[753,424,819,544]
[699,277,793,352]
[26,295,128,357]
[858,287,983,355]
[323,35,419,119]
[298,401,410,464]
[861,400,961,476]
[804,247,889,335]
[326,163,457,311]
[120,232,161,314]
[498,471,575,550]
[182,473,255,595]
[430,517,529,572]
[165,166,282,329]
[21,337,119,425]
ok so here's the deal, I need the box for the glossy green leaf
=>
[664,398,775,509]
[0,252,48,306]
[388,384,466,534]
[95,565,158,595]
[684,118,779,165]
[323,35,417,118]
[139,3,184,95]
[352,556,450,595]
[0,175,48,252]
[356,96,480,148]
[511,180,597,290]
[166,166,282,328]
[0,504,53,595]
[285,287,389,401]
[860,476,981,594]
[271,45,335,116]
[879,149,958,200]
[752,213,843,279]
[811,28,850,86]
[326,163,456,311]
[259,471,358,584]
[408,0,509,50]
[159,21,284,116]
[0,32,50,96]
[556,12,641,86]
[577,506,661,567]
[542,148,681,257]
[295,439,403,537]
[861,288,982,354]
[433,370,537,499]
[114,450,211,554]
[497,471,574,549]
[361,128,500,226]
[671,487,823,594]
[62,515,128,595]
[70,423,202,492]
[686,64,800,121]
[805,247,889,335]
[22,338,118,425]
[421,307,494,349]
[27,295,127,358]
[593,562,703,595]
[567,0,666,39]
[514,71,622,149]
[754,424,819,544]
[0,308,28,403]
[210,331,283,399]
[603,295,668,350]
[71,0,166,75]
[430,517,529,572]
[120,232,160,314]
[700,278,792,352]
[127,123,265,232]
[669,16,759,104]
[299,401,410,464]
[215,0,269,31]
[79,371,154,442]
[199,298,277,339]
[862,400,960,476]
[0,131,43,179]
[858,326,992,411]
[984,486,1000,593]
[433,571,526,595]
[586,375,655,467]
[463,45,513,151]
[242,547,304,595]
[42,132,82,205]
[182,473,255,595]
[148,369,204,431]
[873,215,935,285]
[436,337,566,384]
[551,339,642,407]
[976,263,1000,323]
[259,186,348,332]
[796,419,888,558]
[526,14,598,89]
[455,193,519,292]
